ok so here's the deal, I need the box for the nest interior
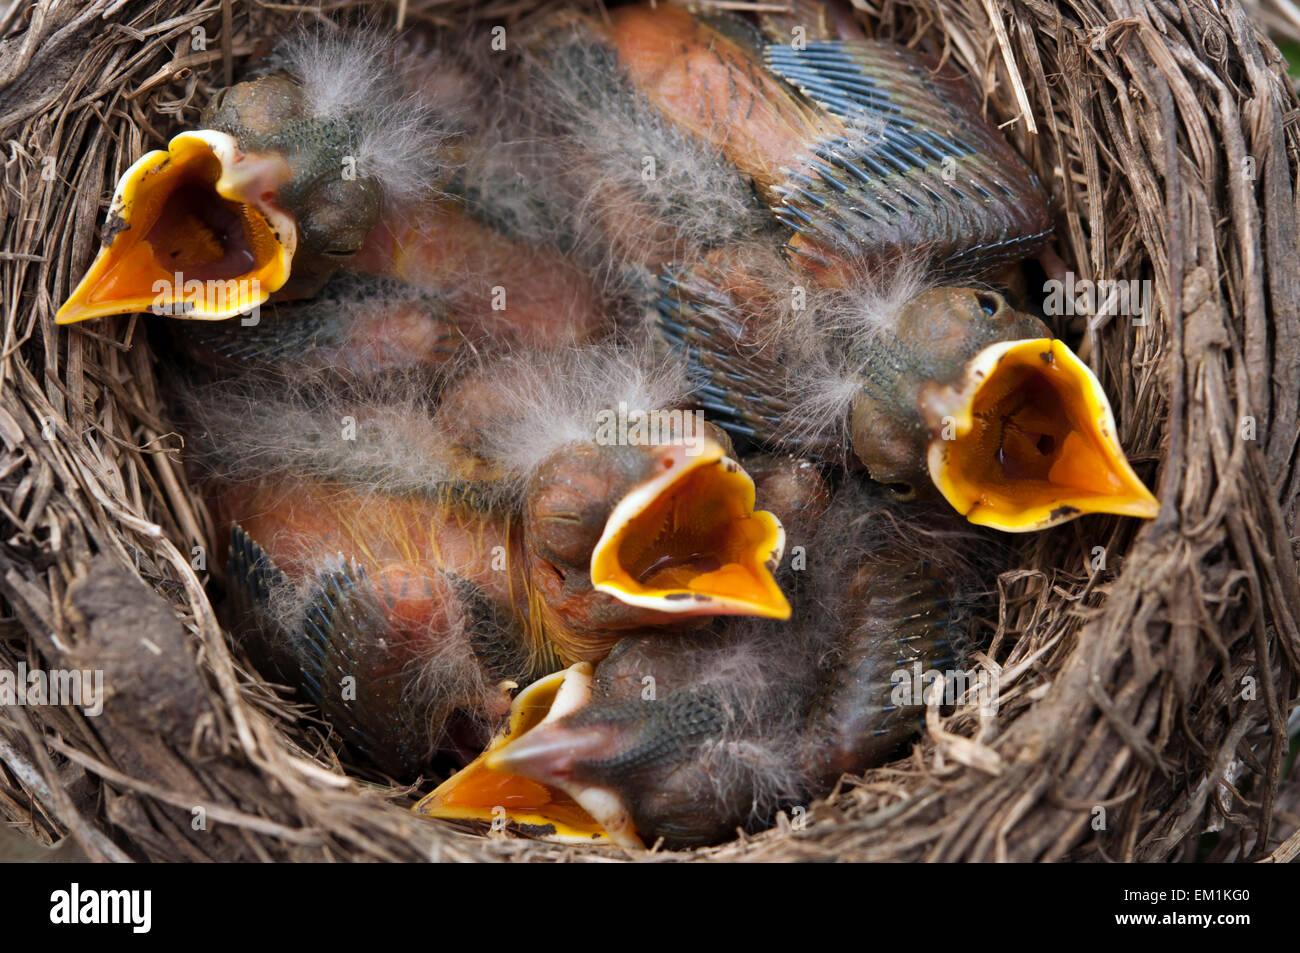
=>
[1,0,1299,862]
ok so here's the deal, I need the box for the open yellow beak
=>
[926,338,1160,532]
[590,439,790,619]
[413,665,642,848]
[56,131,296,324]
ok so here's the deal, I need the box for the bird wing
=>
[761,40,1053,279]
[652,266,850,460]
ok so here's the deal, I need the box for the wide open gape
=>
[931,339,1160,531]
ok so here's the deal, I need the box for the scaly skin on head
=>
[522,426,790,665]
[846,287,1047,499]
[201,74,384,300]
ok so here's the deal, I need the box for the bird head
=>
[200,74,385,294]
[848,287,1159,531]
[417,635,797,849]
[523,427,790,662]
[57,31,442,325]
[413,663,644,847]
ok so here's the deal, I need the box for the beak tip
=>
[747,592,792,620]
[55,307,92,326]
[54,291,93,325]
[411,792,445,818]
[1130,492,1161,520]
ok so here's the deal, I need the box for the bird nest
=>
[2,0,1299,863]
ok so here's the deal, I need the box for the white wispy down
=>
[273,26,466,200]
[462,343,692,480]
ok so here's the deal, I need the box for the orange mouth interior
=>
[591,455,790,619]
[423,760,604,837]
[414,669,610,842]
[935,341,1159,530]
[57,136,287,322]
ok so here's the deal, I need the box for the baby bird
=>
[176,328,790,777]
[657,252,1159,531]
[417,475,980,848]
[522,3,1157,532]
[57,28,605,350]
[431,348,790,661]
[58,31,451,323]
[222,477,533,776]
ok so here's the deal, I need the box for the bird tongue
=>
[635,551,722,585]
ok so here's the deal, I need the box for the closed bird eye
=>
[885,482,916,501]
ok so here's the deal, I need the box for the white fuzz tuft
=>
[674,623,817,815]
[174,372,459,497]
[771,257,935,449]
[523,29,776,296]
[272,27,463,200]
[276,27,400,120]
[171,334,694,510]
[464,343,692,480]
[351,99,452,202]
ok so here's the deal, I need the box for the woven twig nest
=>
[1,0,1298,863]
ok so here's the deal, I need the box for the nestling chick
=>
[58,29,457,323]
[658,250,1160,531]
[418,477,982,847]
[522,2,1157,532]
[431,347,791,664]
[57,26,606,351]
[222,478,535,777]
[174,333,790,776]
